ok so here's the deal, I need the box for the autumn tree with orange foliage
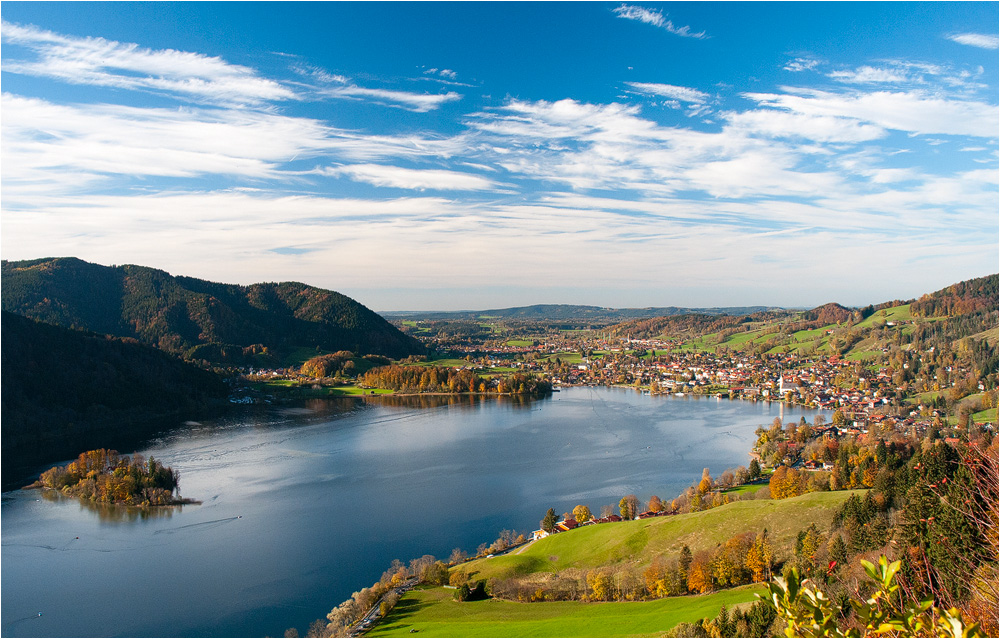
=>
[769,464,805,499]
[687,550,715,594]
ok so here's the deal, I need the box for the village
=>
[432,331,994,445]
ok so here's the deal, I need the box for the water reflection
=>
[39,489,183,523]
[362,392,544,411]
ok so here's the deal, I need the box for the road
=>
[348,577,419,637]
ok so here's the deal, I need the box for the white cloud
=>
[828,66,913,84]
[612,4,706,39]
[744,88,999,138]
[322,164,499,191]
[1,21,295,106]
[0,94,472,200]
[292,64,350,85]
[948,33,1000,49]
[723,110,886,142]
[4,187,993,310]
[468,98,665,143]
[784,58,820,73]
[317,85,461,112]
[625,82,709,104]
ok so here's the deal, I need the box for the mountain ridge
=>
[2,257,424,364]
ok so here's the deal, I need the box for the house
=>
[531,529,550,541]
[555,518,578,532]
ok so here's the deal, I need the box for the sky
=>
[1,2,997,311]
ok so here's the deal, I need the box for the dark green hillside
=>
[1,311,229,488]
[2,257,423,364]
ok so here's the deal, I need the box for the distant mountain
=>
[2,257,423,364]
[382,304,777,323]
[1,311,229,487]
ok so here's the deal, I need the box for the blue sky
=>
[1,2,997,311]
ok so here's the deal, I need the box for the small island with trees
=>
[30,448,192,507]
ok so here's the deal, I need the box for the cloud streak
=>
[947,33,999,49]
[625,82,709,103]
[322,164,500,191]
[612,4,706,39]
[1,21,295,106]
[317,85,462,112]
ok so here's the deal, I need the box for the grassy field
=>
[368,584,764,638]
[453,490,859,583]
[252,380,393,397]
[507,339,535,347]
[546,351,585,364]
[973,407,998,423]
[844,350,880,362]
[413,358,470,368]
[722,482,768,497]
[855,304,913,328]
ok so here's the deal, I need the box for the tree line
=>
[358,365,551,395]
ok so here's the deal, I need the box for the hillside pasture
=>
[453,491,859,584]
[368,584,763,638]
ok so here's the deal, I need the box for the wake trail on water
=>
[2,613,43,632]
[588,388,623,442]
[153,516,241,535]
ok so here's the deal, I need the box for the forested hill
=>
[1,257,423,364]
[911,273,998,317]
[1,311,229,488]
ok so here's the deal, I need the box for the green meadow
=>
[453,490,858,583]
[368,584,764,638]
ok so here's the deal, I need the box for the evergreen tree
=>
[540,508,557,533]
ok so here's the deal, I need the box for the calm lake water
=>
[1,387,824,637]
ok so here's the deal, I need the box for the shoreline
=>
[24,483,201,507]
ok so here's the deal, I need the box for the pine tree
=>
[540,508,557,533]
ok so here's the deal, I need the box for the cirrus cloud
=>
[947,33,999,49]
[1,20,295,106]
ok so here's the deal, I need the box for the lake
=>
[1,387,824,637]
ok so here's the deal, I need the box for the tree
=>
[698,468,713,494]
[735,465,750,485]
[828,534,847,569]
[679,545,693,575]
[541,508,557,533]
[762,556,984,638]
[769,465,805,499]
[746,530,774,583]
[687,550,715,594]
[714,533,753,587]
[588,569,613,601]
[647,495,664,513]
[619,494,639,520]
[749,458,762,480]
[572,504,592,523]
